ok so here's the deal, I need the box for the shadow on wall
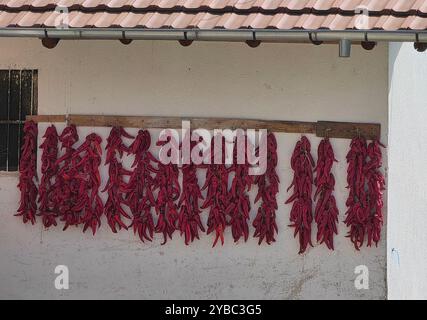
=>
[388,43,403,90]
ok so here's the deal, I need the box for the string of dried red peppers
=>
[178,135,205,245]
[253,133,280,245]
[154,135,181,245]
[202,135,230,247]
[345,137,385,250]
[344,137,368,250]
[16,120,38,225]
[365,140,385,247]
[287,136,315,254]
[55,125,80,230]
[103,127,134,233]
[38,125,59,228]
[314,138,339,250]
[71,133,103,235]
[227,134,253,243]
[123,130,157,242]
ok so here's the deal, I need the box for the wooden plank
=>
[27,114,66,123]
[28,114,316,134]
[27,115,381,140]
[316,121,381,140]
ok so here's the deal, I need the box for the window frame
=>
[0,69,38,172]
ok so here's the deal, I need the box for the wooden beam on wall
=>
[316,121,381,141]
[27,114,381,140]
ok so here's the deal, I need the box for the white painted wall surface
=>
[0,39,388,299]
[388,43,427,300]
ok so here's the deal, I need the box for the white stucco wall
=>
[0,38,388,299]
[388,43,427,300]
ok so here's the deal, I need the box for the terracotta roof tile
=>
[0,0,426,29]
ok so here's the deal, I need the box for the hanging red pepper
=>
[201,135,230,247]
[344,136,368,250]
[103,127,134,233]
[154,135,180,245]
[37,125,59,228]
[122,130,157,243]
[365,140,385,247]
[70,133,103,235]
[287,136,315,254]
[54,125,80,230]
[227,133,253,243]
[178,134,205,245]
[314,138,339,250]
[16,120,38,225]
[253,133,279,245]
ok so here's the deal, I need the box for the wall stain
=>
[284,267,319,300]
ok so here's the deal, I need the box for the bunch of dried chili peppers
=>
[253,133,280,245]
[201,135,230,247]
[178,133,205,245]
[154,134,181,244]
[16,120,38,225]
[314,138,339,250]
[365,140,385,247]
[37,125,59,228]
[55,125,80,230]
[70,133,103,235]
[122,129,157,242]
[103,127,133,233]
[287,136,315,254]
[227,133,253,243]
[345,136,385,250]
[344,136,368,250]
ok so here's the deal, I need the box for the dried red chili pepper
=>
[16,120,38,225]
[70,133,103,235]
[54,125,80,230]
[253,133,279,245]
[37,125,59,228]
[314,138,339,250]
[365,140,385,247]
[103,127,134,233]
[227,133,253,243]
[201,135,230,247]
[344,136,368,250]
[122,130,157,242]
[287,136,315,254]
[154,134,180,245]
[178,134,205,245]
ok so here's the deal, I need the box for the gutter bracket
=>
[179,31,193,47]
[245,31,261,48]
[309,32,323,45]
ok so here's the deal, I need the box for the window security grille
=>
[0,70,38,172]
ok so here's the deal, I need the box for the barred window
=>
[0,70,38,172]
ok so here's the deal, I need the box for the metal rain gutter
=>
[0,28,426,43]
